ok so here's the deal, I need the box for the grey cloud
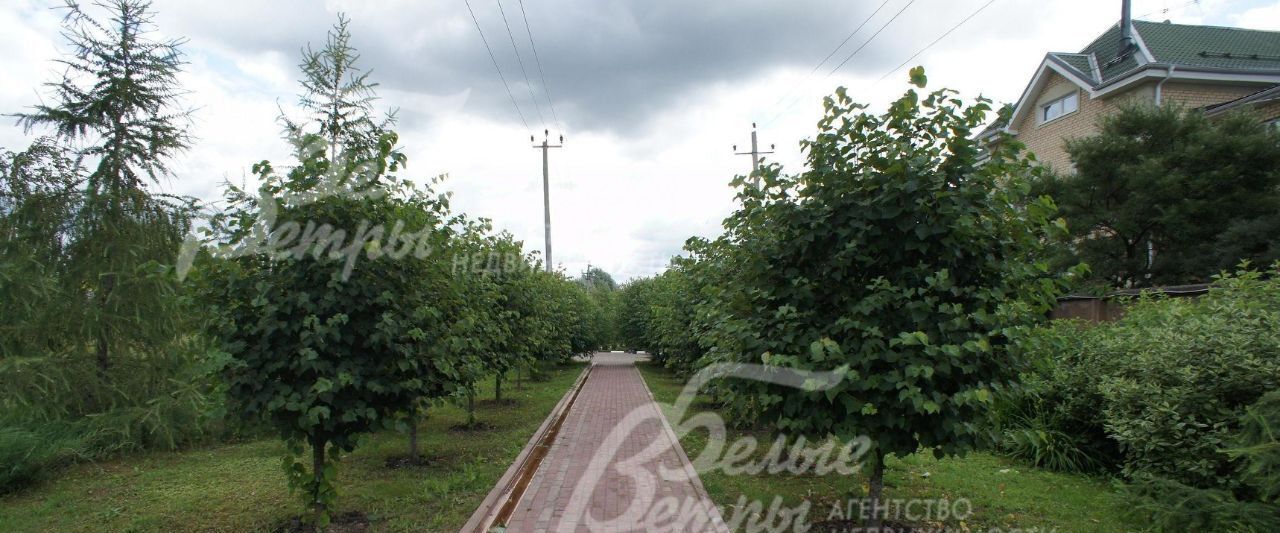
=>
[152,0,968,135]
[620,214,724,280]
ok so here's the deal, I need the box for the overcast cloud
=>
[3,0,1278,280]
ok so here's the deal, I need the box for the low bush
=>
[998,265,1280,529]
[0,426,59,490]
[1122,475,1280,532]
[1123,392,1280,530]
[1099,268,1280,487]
[1230,391,1280,503]
[1000,265,1280,487]
[992,323,1118,472]
[0,418,117,491]
[0,341,232,492]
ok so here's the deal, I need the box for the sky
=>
[3,0,1279,281]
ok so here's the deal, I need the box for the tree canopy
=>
[1037,104,1280,288]
[695,69,1074,524]
[6,0,195,372]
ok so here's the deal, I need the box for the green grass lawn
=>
[0,363,585,532]
[638,362,1134,532]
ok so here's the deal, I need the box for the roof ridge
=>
[1047,53,1101,84]
[1204,84,1280,114]
[1078,21,1124,55]
[1133,18,1280,35]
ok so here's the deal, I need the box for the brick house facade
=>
[989,20,1280,171]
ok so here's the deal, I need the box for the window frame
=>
[1040,91,1080,124]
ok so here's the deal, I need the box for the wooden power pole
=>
[533,130,562,272]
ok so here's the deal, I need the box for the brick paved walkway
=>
[501,353,725,532]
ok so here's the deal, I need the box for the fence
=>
[1050,283,1211,322]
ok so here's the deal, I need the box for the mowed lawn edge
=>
[0,362,587,532]
[636,362,1134,532]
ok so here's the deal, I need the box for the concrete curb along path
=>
[461,353,727,532]
[460,362,593,533]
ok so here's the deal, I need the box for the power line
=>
[826,0,917,77]
[1138,0,1200,20]
[766,0,893,111]
[877,0,997,83]
[464,0,530,133]
[764,0,916,126]
[496,0,546,129]
[517,0,562,133]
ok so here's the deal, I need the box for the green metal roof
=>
[1052,53,1097,81]
[997,19,1280,138]
[1057,20,1280,88]
[1135,20,1280,72]
[1079,23,1141,84]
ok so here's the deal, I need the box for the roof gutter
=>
[1092,63,1280,97]
[1004,58,1280,133]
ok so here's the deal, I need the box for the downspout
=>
[1146,239,1155,277]
[1155,64,1176,106]
[1148,64,1173,274]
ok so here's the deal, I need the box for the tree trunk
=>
[866,450,886,529]
[407,408,420,464]
[95,273,115,374]
[516,364,524,390]
[467,388,476,427]
[495,372,503,402]
[311,437,327,523]
[95,331,110,374]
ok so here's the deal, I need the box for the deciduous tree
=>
[705,69,1073,526]
[201,17,453,525]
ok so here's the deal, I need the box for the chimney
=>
[1120,0,1135,54]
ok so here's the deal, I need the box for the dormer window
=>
[1042,91,1079,123]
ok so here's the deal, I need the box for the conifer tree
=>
[281,13,396,163]
[11,0,193,371]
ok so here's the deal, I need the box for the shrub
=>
[1101,267,1280,487]
[1228,391,1280,503]
[994,322,1118,472]
[1125,388,1280,533]
[0,342,229,492]
[1123,475,1280,532]
[0,426,57,491]
[1002,264,1280,492]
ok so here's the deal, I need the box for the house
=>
[990,17,1280,170]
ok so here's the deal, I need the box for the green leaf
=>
[908,66,928,88]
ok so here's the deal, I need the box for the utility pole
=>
[733,122,774,187]
[532,129,563,272]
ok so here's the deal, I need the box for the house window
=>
[1041,92,1079,123]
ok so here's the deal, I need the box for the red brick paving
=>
[501,353,726,532]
